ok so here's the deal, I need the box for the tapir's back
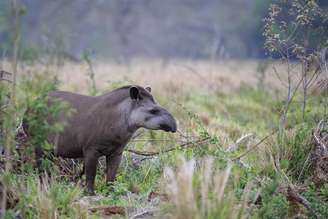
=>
[48,91,97,113]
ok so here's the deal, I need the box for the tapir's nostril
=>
[158,110,177,133]
[171,122,177,133]
[160,122,177,133]
[160,124,172,132]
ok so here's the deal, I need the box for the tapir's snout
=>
[159,113,177,133]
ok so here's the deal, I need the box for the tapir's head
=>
[127,86,177,133]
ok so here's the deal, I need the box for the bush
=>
[19,73,73,171]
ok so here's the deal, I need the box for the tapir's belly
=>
[53,134,84,158]
[55,144,83,158]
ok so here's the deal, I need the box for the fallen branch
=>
[125,137,210,156]
[130,207,159,219]
[89,206,126,216]
[287,186,320,219]
[275,154,321,219]
[231,130,277,161]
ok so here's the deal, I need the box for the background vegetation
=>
[2,0,327,61]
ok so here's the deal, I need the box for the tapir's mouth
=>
[160,123,177,133]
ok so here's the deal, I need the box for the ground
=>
[1,59,328,218]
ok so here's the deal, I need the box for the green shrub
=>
[19,73,73,171]
[258,179,288,219]
[12,174,84,219]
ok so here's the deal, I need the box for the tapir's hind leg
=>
[35,145,44,171]
[84,150,99,195]
[105,147,124,182]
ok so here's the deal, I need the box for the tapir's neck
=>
[93,97,137,146]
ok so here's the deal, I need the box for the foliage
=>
[9,174,84,219]
[0,80,10,151]
[19,73,73,173]
[0,65,326,218]
[21,74,65,147]
[264,0,328,57]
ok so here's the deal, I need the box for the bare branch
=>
[272,66,288,88]
[231,131,276,161]
[227,133,254,152]
[286,186,320,219]
[125,137,210,157]
[313,120,327,153]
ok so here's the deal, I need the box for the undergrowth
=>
[0,67,327,218]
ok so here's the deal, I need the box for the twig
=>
[281,168,321,219]
[272,66,288,88]
[130,130,144,140]
[280,75,304,130]
[274,151,321,218]
[129,207,159,219]
[227,133,254,152]
[125,137,210,157]
[287,186,320,219]
[130,139,176,142]
[307,68,320,88]
[297,152,311,181]
[231,131,276,161]
[313,120,327,153]
[177,129,193,139]
[320,47,328,79]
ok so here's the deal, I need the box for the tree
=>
[264,0,328,127]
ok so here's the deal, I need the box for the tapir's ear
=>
[129,86,139,100]
[145,86,151,93]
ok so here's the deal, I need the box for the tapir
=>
[25,85,177,194]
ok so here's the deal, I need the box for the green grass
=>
[2,71,328,218]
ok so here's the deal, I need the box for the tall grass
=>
[164,156,252,219]
[7,174,86,219]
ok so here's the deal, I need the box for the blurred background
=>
[0,0,327,93]
[1,0,327,62]
[0,0,290,62]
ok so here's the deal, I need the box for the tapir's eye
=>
[149,109,160,115]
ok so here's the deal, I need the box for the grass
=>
[1,59,328,218]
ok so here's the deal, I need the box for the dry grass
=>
[163,156,252,219]
[2,58,318,218]
[1,59,287,95]
[7,174,86,219]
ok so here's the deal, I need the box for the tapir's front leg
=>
[106,147,124,182]
[84,150,99,195]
